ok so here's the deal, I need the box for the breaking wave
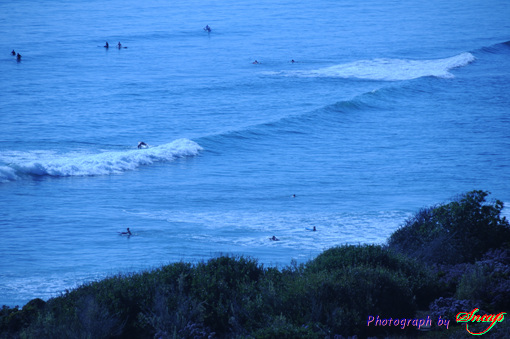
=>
[0,138,202,181]
[0,166,19,183]
[275,52,475,81]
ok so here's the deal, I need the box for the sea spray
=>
[276,52,475,81]
[3,139,202,179]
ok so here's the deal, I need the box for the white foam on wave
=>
[1,138,202,179]
[0,166,19,183]
[124,209,410,252]
[278,52,475,81]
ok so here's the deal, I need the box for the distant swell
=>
[480,40,510,54]
[0,139,202,181]
[275,52,476,81]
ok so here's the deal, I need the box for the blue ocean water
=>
[1,0,509,306]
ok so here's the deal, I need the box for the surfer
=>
[291,59,295,63]
[204,25,211,32]
[270,236,279,241]
[138,141,148,149]
[120,228,132,236]
[313,226,316,231]
[104,41,109,49]
[11,50,16,56]
[252,60,260,64]
[16,53,21,62]
[292,194,296,198]
[117,42,122,49]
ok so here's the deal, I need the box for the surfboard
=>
[118,232,136,236]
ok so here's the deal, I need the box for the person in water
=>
[204,25,211,32]
[291,59,295,63]
[104,41,109,49]
[117,42,122,49]
[16,53,21,61]
[11,50,16,56]
[252,60,260,64]
[138,141,148,149]
[313,226,316,231]
[120,228,132,236]
[270,235,279,241]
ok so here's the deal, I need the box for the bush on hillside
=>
[189,256,268,336]
[388,190,510,265]
[306,244,440,308]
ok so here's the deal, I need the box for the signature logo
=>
[456,308,506,335]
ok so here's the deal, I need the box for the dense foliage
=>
[1,190,509,338]
[388,190,510,265]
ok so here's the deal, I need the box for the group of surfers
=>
[11,50,21,61]
[12,24,297,66]
[119,227,316,241]
[119,190,316,241]
[104,41,124,49]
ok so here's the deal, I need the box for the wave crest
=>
[1,139,202,180]
[278,52,475,81]
[0,166,19,183]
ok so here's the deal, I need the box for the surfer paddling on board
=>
[270,236,279,241]
[138,141,148,149]
[204,25,211,32]
[119,228,132,236]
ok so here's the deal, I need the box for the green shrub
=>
[0,299,47,338]
[190,256,268,336]
[279,264,417,337]
[0,305,22,336]
[388,190,510,265]
[251,315,321,339]
[306,244,440,308]
[139,272,211,339]
[21,295,124,339]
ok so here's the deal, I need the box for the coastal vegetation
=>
[1,190,509,338]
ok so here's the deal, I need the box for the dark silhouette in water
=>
[204,25,211,32]
[104,41,109,49]
[270,236,279,241]
[119,228,132,236]
[138,141,148,149]
[16,53,21,62]
[117,42,122,49]
[11,50,16,56]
